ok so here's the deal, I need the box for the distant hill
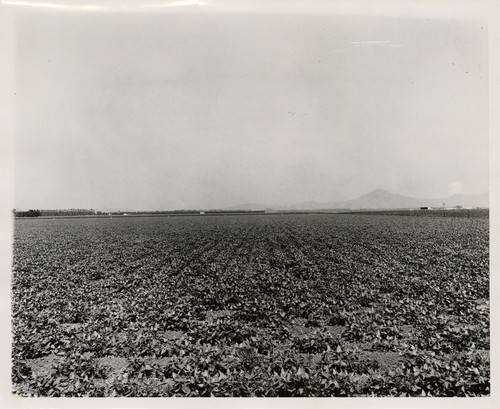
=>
[344,189,422,209]
[341,190,488,210]
[226,190,489,211]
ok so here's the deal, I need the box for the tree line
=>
[13,209,267,217]
[13,209,96,217]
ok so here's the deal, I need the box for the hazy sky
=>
[14,7,488,210]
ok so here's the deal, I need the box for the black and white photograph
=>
[1,0,498,404]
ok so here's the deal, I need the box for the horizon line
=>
[13,189,489,213]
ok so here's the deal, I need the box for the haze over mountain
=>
[225,189,489,211]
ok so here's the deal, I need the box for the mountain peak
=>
[364,189,395,196]
[349,189,416,209]
[225,189,488,211]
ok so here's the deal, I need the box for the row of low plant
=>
[12,214,489,396]
[12,342,489,397]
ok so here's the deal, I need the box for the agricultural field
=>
[11,213,489,397]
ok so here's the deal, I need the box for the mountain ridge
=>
[225,190,489,211]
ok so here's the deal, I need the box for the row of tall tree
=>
[13,209,96,217]
[13,209,267,217]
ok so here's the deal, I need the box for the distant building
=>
[420,206,432,210]
[200,211,205,215]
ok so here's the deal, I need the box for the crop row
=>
[12,214,489,396]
